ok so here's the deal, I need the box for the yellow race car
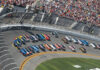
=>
[79,47,87,53]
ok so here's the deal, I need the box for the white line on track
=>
[0,47,7,49]
[0,58,14,64]
[2,63,17,70]
[0,47,8,50]
[9,67,19,70]
[0,50,8,53]
[0,54,10,59]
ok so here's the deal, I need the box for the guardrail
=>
[0,23,100,42]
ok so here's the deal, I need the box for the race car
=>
[39,44,46,51]
[78,39,83,45]
[57,43,66,51]
[54,43,61,50]
[52,31,59,38]
[90,43,97,49]
[96,44,100,49]
[13,38,22,49]
[14,40,20,47]
[62,38,68,44]
[65,36,71,42]
[42,34,50,41]
[31,45,39,53]
[49,44,57,51]
[20,48,26,56]
[28,46,35,53]
[23,35,30,42]
[34,45,40,50]
[39,34,45,41]
[72,45,76,49]
[80,40,89,46]
[61,44,66,51]
[25,34,30,38]
[22,36,26,41]
[79,47,86,53]
[25,47,32,55]
[36,34,44,41]
[71,38,78,44]
[45,34,51,41]
[18,35,23,39]
[31,35,38,42]
[91,43,100,49]
[20,48,29,56]
[43,44,52,51]
[68,46,76,52]
[30,35,35,42]
[18,36,26,44]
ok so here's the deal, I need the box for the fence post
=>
[55,17,59,25]
[41,13,45,22]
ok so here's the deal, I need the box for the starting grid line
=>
[19,51,100,70]
[2,63,17,70]
[9,67,19,70]
[0,58,15,64]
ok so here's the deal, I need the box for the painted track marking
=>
[0,53,9,59]
[2,63,17,70]
[9,67,19,70]
[0,50,8,53]
[0,58,14,64]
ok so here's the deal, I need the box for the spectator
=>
[5,0,100,26]
[25,3,31,12]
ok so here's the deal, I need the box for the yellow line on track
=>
[19,51,100,70]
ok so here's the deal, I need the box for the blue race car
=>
[14,40,18,47]
[14,39,21,48]
[36,34,45,41]
[36,34,42,41]
[20,48,26,56]
[80,40,89,46]
[30,45,39,53]
[39,34,45,40]
[20,48,29,56]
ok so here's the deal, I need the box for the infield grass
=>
[36,58,100,70]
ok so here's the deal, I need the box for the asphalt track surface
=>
[1,30,100,70]
[0,32,19,70]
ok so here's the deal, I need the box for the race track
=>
[1,30,100,70]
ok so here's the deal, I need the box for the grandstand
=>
[0,0,99,34]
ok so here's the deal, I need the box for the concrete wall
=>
[0,24,100,42]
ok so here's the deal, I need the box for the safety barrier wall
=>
[0,24,100,42]
[4,12,98,35]
[1,12,75,26]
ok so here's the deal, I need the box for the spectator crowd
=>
[0,0,100,26]
[0,0,7,7]
[37,0,100,26]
